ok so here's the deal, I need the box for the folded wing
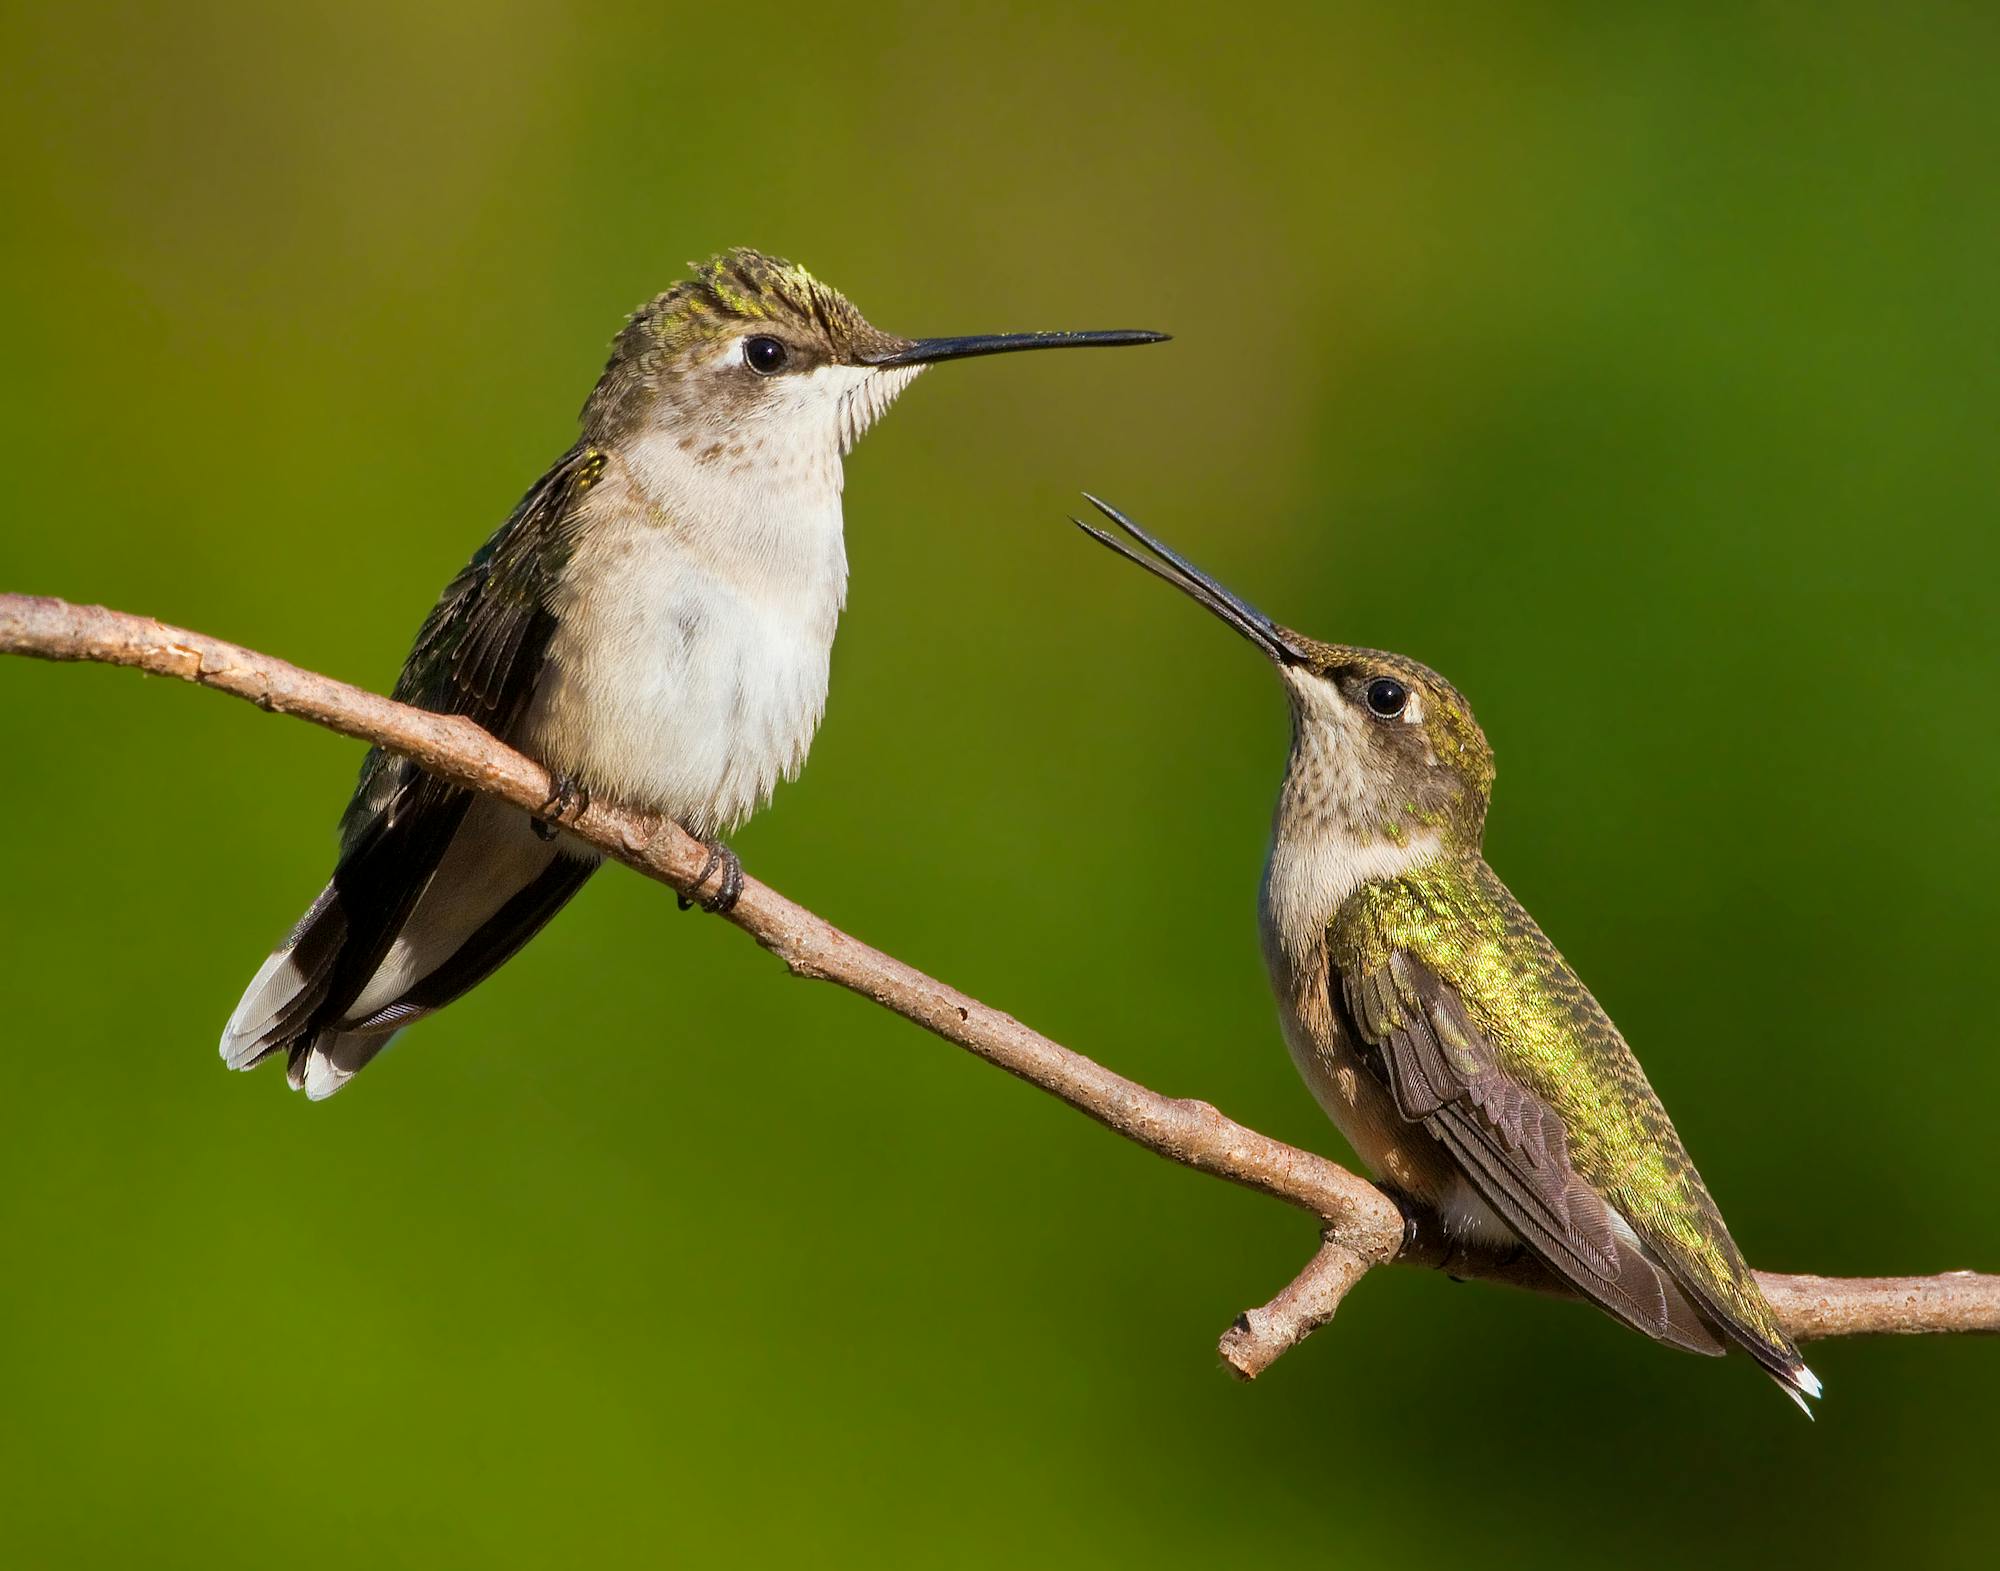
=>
[220,446,607,1096]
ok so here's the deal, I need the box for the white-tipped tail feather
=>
[293,1031,398,1101]
[1776,1360,1824,1419]
[220,947,310,1071]
[218,796,593,1099]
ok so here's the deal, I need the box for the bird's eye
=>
[744,336,789,375]
[1365,677,1409,718]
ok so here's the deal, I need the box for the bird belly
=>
[524,521,843,836]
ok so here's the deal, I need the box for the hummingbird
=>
[220,248,1164,1101]
[1074,496,1820,1412]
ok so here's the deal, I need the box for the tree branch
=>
[5,593,1995,1378]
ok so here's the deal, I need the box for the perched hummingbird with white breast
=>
[1075,496,1819,1412]
[221,248,1164,1100]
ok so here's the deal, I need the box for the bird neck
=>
[1262,790,1445,970]
[616,421,850,607]
[1261,721,1453,967]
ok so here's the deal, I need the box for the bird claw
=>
[531,771,591,841]
[1373,1183,1425,1256]
[1373,1184,1530,1282]
[677,837,744,914]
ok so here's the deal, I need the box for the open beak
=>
[1072,494,1304,665]
[863,329,1168,367]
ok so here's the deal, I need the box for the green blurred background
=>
[3,2,1996,1564]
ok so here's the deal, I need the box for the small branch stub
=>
[1221,1238,1377,1380]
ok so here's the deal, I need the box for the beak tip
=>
[1080,492,1127,529]
[1068,496,1297,664]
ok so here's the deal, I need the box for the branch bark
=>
[5,592,1996,1378]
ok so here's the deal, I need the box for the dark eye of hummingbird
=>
[1364,676,1409,718]
[744,335,789,375]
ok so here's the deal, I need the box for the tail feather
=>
[220,884,344,1071]
[1669,1259,1823,1417]
[285,1027,400,1101]
[1775,1359,1824,1419]
[219,794,595,1098]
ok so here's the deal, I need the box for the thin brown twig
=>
[5,592,1995,1380]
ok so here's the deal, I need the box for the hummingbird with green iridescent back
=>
[1074,496,1819,1412]
[219,249,1164,1101]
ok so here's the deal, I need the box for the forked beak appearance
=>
[865,330,1169,367]
[1072,494,1304,665]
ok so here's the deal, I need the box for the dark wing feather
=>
[251,445,606,1055]
[339,444,605,854]
[1335,944,1727,1357]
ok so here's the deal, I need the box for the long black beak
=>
[863,329,1168,367]
[1072,494,1303,665]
